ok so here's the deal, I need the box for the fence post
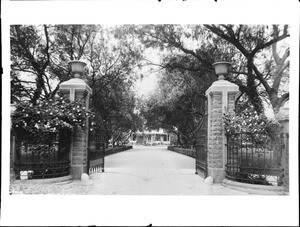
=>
[276,106,289,192]
[59,61,92,180]
[205,77,239,183]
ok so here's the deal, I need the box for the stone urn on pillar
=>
[205,61,239,183]
[212,61,231,80]
[59,60,92,179]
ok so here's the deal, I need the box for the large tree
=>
[11,25,56,104]
[84,26,144,145]
[11,25,144,145]
[10,25,99,104]
[124,24,290,115]
[204,24,289,114]
[140,66,212,147]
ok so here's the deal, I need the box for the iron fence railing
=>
[225,132,284,186]
[87,128,105,175]
[14,132,71,180]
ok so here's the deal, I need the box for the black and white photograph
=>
[8,24,291,195]
[1,0,299,226]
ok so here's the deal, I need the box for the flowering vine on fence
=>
[223,108,280,136]
[11,92,96,144]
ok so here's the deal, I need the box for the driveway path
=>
[10,145,248,195]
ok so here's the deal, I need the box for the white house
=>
[129,128,171,145]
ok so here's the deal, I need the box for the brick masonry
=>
[279,120,289,192]
[276,107,289,192]
[71,127,88,179]
[205,79,239,183]
[59,76,92,180]
[228,94,236,113]
[208,94,223,169]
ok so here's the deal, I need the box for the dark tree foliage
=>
[140,68,212,147]
[11,25,143,145]
[124,24,289,115]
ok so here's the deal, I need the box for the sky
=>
[133,47,162,97]
[134,73,159,97]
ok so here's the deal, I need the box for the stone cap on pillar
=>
[59,78,92,94]
[59,78,92,103]
[205,79,239,97]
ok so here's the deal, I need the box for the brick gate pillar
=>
[275,105,289,192]
[205,63,239,183]
[59,61,92,180]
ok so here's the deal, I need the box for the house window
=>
[155,134,160,141]
[163,135,167,141]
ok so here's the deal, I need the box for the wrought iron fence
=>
[87,128,105,175]
[225,132,284,186]
[14,131,71,180]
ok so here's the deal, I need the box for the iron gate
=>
[195,101,208,178]
[87,127,105,175]
[225,132,284,186]
[13,130,71,180]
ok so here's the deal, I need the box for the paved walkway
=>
[10,145,249,195]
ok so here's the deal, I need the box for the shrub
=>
[11,92,95,145]
[223,108,280,137]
